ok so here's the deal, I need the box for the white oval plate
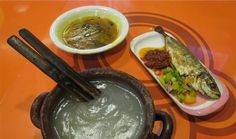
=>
[130,31,229,116]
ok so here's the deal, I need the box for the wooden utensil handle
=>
[7,36,93,101]
[19,29,100,97]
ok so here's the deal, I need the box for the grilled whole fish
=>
[155,26,221,99]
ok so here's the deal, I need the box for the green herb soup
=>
[62,16,118,49]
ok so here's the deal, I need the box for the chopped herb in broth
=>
[62,16,118,49]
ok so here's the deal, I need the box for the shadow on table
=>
[103,39,127,57]
[34,130,42,139]
[72,39,128,70]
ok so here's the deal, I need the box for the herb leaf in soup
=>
[63,16,118,49]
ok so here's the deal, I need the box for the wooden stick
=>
[7,36,94,101]
[19,29,100,97]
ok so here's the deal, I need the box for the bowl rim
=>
[49,5,129,55]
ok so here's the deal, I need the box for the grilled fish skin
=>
[155,26,221,99]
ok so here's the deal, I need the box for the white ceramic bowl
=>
[49,6,129,55]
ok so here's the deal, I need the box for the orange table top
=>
[0,1,236,139]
